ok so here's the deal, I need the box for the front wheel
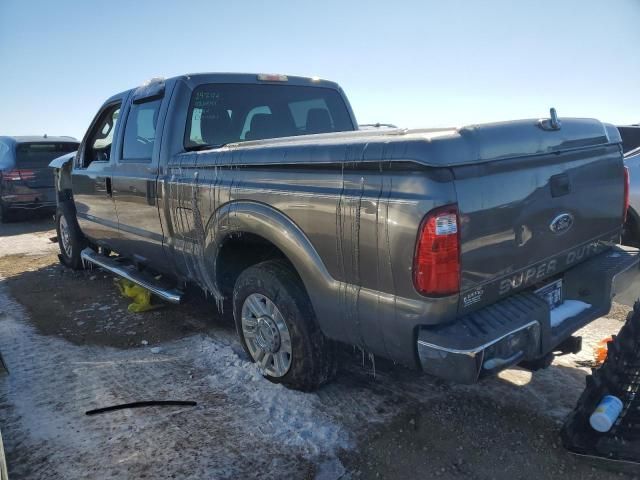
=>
[56,202,87,269]
[233,259,336,391]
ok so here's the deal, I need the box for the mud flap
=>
[562,301,640,469]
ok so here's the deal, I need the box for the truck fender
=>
[204,201,337,327]
[49,151,76,201]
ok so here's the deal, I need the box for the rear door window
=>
[122,99,162,161]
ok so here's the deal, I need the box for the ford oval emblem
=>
[549,213,574,234]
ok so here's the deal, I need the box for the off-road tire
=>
[233,259,337,391]
[56,201,87,270]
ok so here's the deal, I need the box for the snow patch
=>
[550,300,591,328]
[195,340,351,457]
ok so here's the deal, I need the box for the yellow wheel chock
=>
[115,279,164,313]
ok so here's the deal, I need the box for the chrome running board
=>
[80,248,183,304]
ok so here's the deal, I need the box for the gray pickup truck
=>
[51,73,638,390]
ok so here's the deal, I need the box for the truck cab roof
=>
[177,72,341,89]
[105,73,344,105]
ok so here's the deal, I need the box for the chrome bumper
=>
[417,245,640,384]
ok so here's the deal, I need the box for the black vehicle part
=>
[56,201,87,270]
[562,301,640,466]
[622,209,640,248]
[519,352,555,372]
[86,400,197,416]
[519,337,582,372]
[554,336,583,356]
[0,351,7,374]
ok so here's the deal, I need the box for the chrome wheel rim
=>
[241,293,292,377]
[59,216,73,258]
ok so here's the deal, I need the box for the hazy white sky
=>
[0,0,638,140]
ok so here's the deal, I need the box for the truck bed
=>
[192,117,618,168]
[166,114,626,368]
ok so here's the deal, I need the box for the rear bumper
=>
[417,244,640,384]
[2,201,56,211]
[1,188,56,210]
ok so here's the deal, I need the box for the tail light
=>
[624,166,630,222]
[3,169,35,181]
[413,204,460,296]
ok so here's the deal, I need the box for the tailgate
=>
[453,119,624,313]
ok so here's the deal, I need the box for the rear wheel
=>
[56,202,87,269]
[233,259,336,391]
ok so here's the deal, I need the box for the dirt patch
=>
[609,300,633,322]
[342,393,627,479]
[0,251,224,349]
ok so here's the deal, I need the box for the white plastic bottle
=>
[589,395,624,433]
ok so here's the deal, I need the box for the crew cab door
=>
[72,98,125,245]
[110,82,167,269]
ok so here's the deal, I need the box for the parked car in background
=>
[51,73,637,391]
[618,125,640,154]
[0,135,79,222]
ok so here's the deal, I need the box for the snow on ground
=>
[0,220,630,479]
[0,280,406,479]
[0,273,626,479]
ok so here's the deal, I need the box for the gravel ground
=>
[0,216,638,479]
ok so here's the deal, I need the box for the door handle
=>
[106,177,112,197]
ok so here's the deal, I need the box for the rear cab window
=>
[184,83,354,150]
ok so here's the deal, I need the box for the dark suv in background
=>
[0,136,78,222]
[618,125,640,154]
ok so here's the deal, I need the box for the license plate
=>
[535,278,563,310]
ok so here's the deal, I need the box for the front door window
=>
[82,104,121,167]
